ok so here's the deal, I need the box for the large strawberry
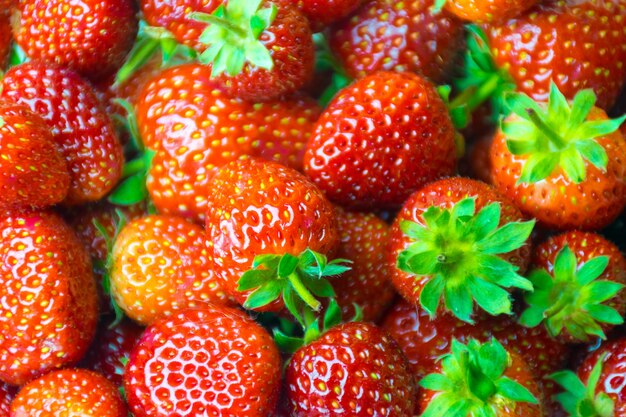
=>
[0,211,98,386]
[520,231,626,343]
[490,84,626,230]
[1,62,124,205]
[388,177,535,323]
[13,0,138,81]
[124,305,281,417]
[328,0,464,83]
[0,101,70,211]
[304,71,457,210]
[285,321,417,416]
[10,369,127,416]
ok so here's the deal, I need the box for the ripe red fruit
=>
[10,369,127,416]
[329,0,465,82]
[1,62,124,205]
[0,101,70,211]
[0,211,98,386]
[304,72,457,210]
[0,10,11,70]
[293,0,364,27]
[124,305,281,417]
[387,177,534,323]
[440,0,538,22]
[285,321,417,416]
[13,0,138,81]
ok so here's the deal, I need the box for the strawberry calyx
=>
[192,0,278,77]
[519,246,624,342]
[239,249,351,324]
[397,197,535,323]
[504,83,626,184]
[550,354,614,417]
[420,338,539,416]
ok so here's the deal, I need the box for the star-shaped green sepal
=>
[503,83,626,184]
[519,246,624,342]
[420,338,539,417]
[397,197,535,323]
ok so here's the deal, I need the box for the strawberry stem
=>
[526,108,567,149]
[191,12,247,38]
[288,273,321,311]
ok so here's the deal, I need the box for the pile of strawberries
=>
[3,0,626,415]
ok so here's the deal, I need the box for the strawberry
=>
[13,0,138,81]
[520,231,626,343]
[328,0,465,83]
[293,0,364,27]
[303,71,457,210]
[135,63,321,222]
[82,318,144,387]
[490,84,626,230]
[437,0,538,23]
[0,383,15,417]
[1,62,124,205]
[0,10,11,70]
[206,158,344,320]
[285,321,417,416]
[10,369,127,416]
[331,208,396,322]
[0,211,98,386]
[417,338,544,416]
[387,177,535,323]
[110,214,232,325]
[124,305,281,417]
[0,101,70,211]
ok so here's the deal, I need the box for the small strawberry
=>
[435,0,538,23]
[0,211,98,386]
[520,231,626,343]
[1,62,124,205]
[490,84,626,230]
[285,321,417,416]
[0,101,70,211]
[110,214,232,325]
[388,177,535,323]
[331,208,396,322]
[418,338,544,416]
[294,0,364,27]
[10,369,127,416]
[304,71,457,210]
[329,0,465,83]
[124,305,281,417]
[13,0,138,81]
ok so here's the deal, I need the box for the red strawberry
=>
[304,71,457,210]
[136,63,321,222]
[520,231,626,343]
[0,211,98,386]
[82,318,144,387]
[294,0,364,27]
[10,369,127,416]
[440,0,537,23]
[1,62,124,205]
[285,321,417,416]
[0,10,11,70]
[490,85,626,230]
[205,158,342,318]
[124,305,281,417]
[387,177,534,323]
[110,214,232,325]
[329,0,465,83]
[0,101,70,211]
[331,208,396,322]
[417,338,545,415]
[13,0,138,81]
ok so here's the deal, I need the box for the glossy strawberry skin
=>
[491,108,626,230]
[13,0,138,81]
[329,0,465,83]
[487,0,626,110]
[387,178,532,308]
[1,62,124,205]
[304,72,457,210]
[124,306,282,417]
[285,322,417,416]
[110,215,232,325]
[10,369,127,417]
[0,102,70,211]
[136,63,321,223]
[205,158,339,312]
[445,0,538,23]
[0,211,98,386]
[294,0,364,27]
